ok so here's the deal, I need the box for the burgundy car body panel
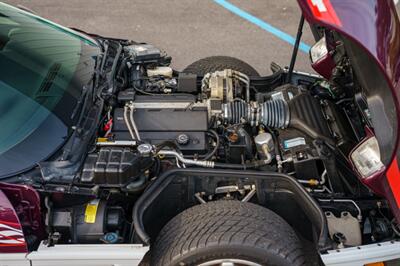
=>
[0,189,27,253]
[311,50,336,79]
[298,0,400,221]
[0,183,44,253]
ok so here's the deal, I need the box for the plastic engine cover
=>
[114,94,208,154]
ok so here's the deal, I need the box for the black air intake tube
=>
[222,99,289,128]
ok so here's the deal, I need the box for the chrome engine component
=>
[137,143,153,157]
[254,132,275,162]
[157,150,215,168]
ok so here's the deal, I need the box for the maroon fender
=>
[297,0,400,221]
[0,183,44,253]
[0,189,27,253]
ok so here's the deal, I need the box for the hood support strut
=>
[287,15,305,83]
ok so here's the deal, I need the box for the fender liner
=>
[132,168,334,252]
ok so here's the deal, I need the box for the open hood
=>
[297,0,400,221]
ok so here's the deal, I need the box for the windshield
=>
[0,3,100,177]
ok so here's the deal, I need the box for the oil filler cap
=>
[137,143,153,157]
[176,134,190,145]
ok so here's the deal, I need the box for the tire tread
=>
[152,201,306,266]
[183,56,260,76]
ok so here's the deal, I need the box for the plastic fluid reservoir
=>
[147,66,173,78]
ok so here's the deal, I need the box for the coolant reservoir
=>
[147,66,173,78]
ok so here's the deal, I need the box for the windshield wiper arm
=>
[92,39,122,96]
[71,85,89,121]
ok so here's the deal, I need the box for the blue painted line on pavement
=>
[213,0,311,53]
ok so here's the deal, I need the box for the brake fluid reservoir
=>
[147,66,173,78]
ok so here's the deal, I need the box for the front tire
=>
[183,56,260,76]
[151,201,305,266]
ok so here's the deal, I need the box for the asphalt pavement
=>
[3,0,316,75]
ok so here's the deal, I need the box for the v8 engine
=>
[79,43,352,193]
[24,39,390,253]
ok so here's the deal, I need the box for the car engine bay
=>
[10,39,398,251]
